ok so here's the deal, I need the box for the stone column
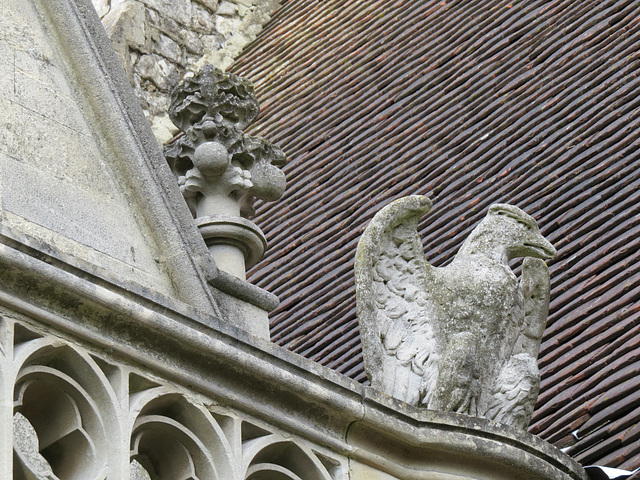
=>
[165,65,285,282]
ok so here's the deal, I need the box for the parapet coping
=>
[0,232,588,480]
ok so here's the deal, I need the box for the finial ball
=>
[193,141,229,178]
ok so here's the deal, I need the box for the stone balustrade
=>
[0,236,588,480]
[6,318,339,480]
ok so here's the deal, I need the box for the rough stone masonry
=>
[92,0,281,143]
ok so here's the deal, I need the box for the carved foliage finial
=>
[165,65,286,278]
[165,64,285,219]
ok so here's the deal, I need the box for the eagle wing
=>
[355,196,439,405]
[515,257,551,357]
[486,257,550,428]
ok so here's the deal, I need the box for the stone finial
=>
[355,196,557,429]
[165,65,285,280]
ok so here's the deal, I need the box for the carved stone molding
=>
[0,237,587,480]
[4,320,341,480]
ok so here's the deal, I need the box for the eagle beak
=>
[523,236,556,260]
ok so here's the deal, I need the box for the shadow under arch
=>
[129,389,235,480]
[243,436,334,480]
[12,339,121,480]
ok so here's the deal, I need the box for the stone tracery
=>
[243,437,335,480]
[12,342,119,480]
[3,319,343,480]
[129,390,233,480]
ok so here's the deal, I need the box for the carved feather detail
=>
[355,196,556,429]
[355,196,437,405]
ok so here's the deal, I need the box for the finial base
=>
[197,215,267,280]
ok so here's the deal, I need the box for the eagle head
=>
[459,204,557,263]
[487,204,556,261]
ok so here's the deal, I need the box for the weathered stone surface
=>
[150,113,180,144]
[13,413,55,479]
[102,0,146,79]
[355,196,556,429]
[191,2,217,32]
[215,14,242,38]
[137,53,180,90]
[0,0,591,478]
[194,0,219,11]
[0,254,587,479]
[165,64,285,283]
[0,0,174,297]
[130,460,153,480]
[154,33,181,62]
[91,0,283,143]
[93,0,111,16]
[138,0,193,25]
[0,0,226,319]
[217,1,238,16]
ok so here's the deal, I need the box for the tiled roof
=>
[231,0,640,469]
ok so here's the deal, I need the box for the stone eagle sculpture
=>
[355,196,557,429]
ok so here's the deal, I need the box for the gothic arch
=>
[129,389,235,480]
[243,435,334,480]
[12,340,121,480]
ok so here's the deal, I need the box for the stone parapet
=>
[0,234,588,480]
